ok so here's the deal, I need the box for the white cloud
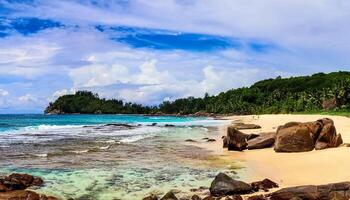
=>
[18,94,36,102]
[0,89,9,97]
[69,64,130,87]
[0,38,61,78]
[67,57,261,104]
[13,0,350,52]
[200,65,260,95]
[2,0,350,112]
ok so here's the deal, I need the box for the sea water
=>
[0,114,236,200]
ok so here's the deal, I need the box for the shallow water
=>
[0,114,236,200]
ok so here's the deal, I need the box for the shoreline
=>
[196,114,350,189]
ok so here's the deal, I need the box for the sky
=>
[0,0,350,113]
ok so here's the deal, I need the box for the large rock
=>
[0,173,44,192]
[0,190,58,200]
[250,178,279,192]
[315,122,343,150]
[247,132,276,150]
[209,173,252,197]
[275,118,343,152]
[247,181,350,200]
[274,124,315,152]
[226,127,248,151]
[232,123,261,130]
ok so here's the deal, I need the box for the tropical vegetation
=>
[45,71,350,115]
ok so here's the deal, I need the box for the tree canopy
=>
[45,71,350,115]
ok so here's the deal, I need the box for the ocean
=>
[0,114,234,200]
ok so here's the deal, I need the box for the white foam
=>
[34,153,48,157]
[70,150,89,154]
[99,145,110,150]
[104,140,116,144]
[23,124,84,131]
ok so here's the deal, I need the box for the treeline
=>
[45,91,155,114]
[45,71,350,115]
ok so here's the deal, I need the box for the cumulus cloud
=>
[1,0,349,112]
[66,57,261,104]
[0,89,9,97]
[18,94,37,103]
[69,64,130,87]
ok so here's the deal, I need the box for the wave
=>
[0,117,224,146]
[23,124,85,131]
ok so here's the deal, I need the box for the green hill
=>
[45,71,350,115]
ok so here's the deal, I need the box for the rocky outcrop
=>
[225,127,248,151]
[274,123,315,152]
[143,194,159,200]
[274,118,343,152]
[225,118,342,152]
[0,173,43,192]
[247,132,276,150]
[250,178,279,192]
[0,173,59,200]
[0,190,58,200]
[160,191,178,200]
[249,181,350,200]
[314,120,342,150]
[231,123,261,130]
[209,173,252,197]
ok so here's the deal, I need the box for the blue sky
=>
[0,0,350,113]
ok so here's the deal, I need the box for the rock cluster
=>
[248,181,350,200]
[0,173,43,192]
[143,172,350,200]
[231,123,262,130]
[223,128,275,152]
[275,118,343,152]
[223,118,343,152]
[143,173,279,200]
[0,173,58,200]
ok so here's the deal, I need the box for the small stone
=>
[160,191,178,200]
[191,194,202,200]
[143,194,158,200]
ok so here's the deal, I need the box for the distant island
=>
[45,71,350,115]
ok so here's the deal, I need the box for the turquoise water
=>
[0,114,234,200]
[0,114,207,132]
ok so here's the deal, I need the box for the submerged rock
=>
[209,173,252,197]
[165,124,176,127]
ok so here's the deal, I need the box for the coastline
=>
[196,114,350,189]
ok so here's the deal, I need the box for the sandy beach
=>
[197,114,350,189]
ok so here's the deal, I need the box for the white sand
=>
[198,114,350,188]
